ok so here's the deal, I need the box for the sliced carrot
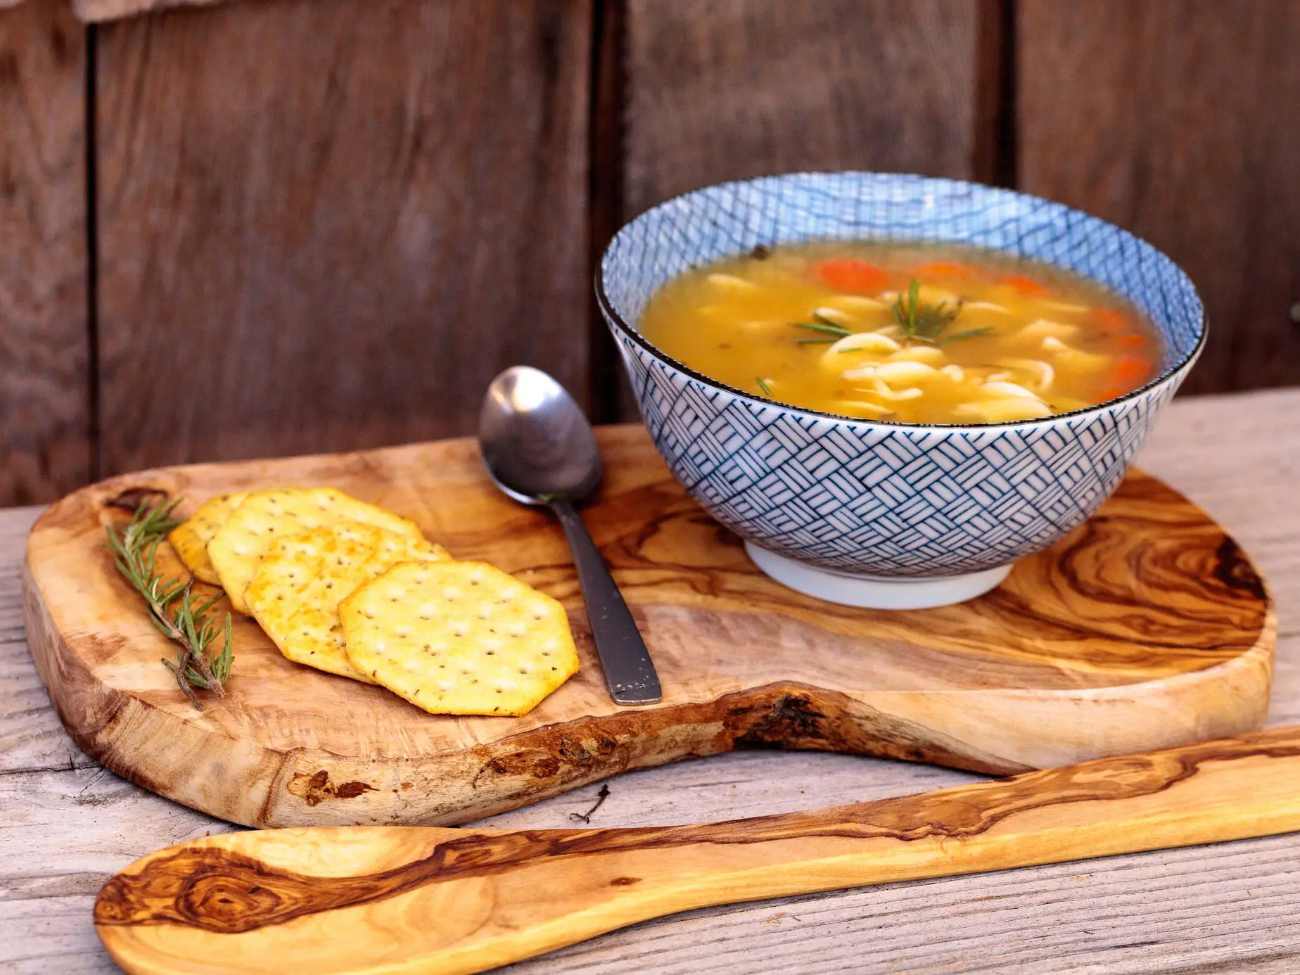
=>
[1000,273,1051,297]
[814,258,889,294]
[1097,356,1152,402]
[914,260,975,279]
[1114,333,1146,349]
[1112,354,1151,388]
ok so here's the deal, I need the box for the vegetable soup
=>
[638,241,1161,424]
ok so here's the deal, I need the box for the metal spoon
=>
[478,366,662,706]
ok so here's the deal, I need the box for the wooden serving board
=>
[24,426,1274,828]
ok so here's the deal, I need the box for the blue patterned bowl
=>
[596,172,1205,609]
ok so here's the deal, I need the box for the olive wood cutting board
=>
[24,425,1273,828]
[95,727,1300,975]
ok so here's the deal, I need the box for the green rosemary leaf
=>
[895,279,923,338]
[756,376,774,396]
[158,579,189,606]
[796,337,837,345]
[939,326,995,345]
[891,278,964,343]
[792,320,850,338]
[193,590,223,618]
[212,614,235,683]
[106,496,233,708]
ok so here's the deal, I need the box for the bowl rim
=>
[594,170,1208,432]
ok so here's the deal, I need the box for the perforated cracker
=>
[168,492,248,585]
[246,523,450,682]
[340,561,579,716]
[208,488,427,613]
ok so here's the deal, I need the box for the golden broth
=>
[638,241,1161,424]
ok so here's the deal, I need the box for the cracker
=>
[340,561,579,716]
[209,488,427,613]
[246,524,449,682]
[168,492,248,585]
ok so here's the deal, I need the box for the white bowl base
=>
[744,542,1012,610]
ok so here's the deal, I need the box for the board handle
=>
[96,727,1300,975]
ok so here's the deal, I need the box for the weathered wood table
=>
[4,390,1297,974]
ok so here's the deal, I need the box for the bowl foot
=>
[744,542,1012,610]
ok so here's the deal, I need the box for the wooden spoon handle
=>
[97,727,1300,975]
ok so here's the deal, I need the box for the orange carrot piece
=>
[1114,333,1146,349]
[1112,354,1151,388]
[814,258,889,294]
[1001,274,1051,296]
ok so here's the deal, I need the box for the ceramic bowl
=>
[596,172,1205,609]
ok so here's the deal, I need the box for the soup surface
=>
[638,241,1161,424]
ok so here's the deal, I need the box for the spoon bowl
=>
[479,366,602,505]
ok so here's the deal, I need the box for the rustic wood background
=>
[2,0,1298,507]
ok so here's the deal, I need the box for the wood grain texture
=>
[3,388,1300,974]
[0,1,92,506]
[93,0,591,474]
[585,0,628,424]
[22,425,1273,829]
[93,727,1300,974]
[623,0,981,214]
[1018,0,1300,395]
[0,506,81,776]
[72,0,244,21]
[0,0,244,19]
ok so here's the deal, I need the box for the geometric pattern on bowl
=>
[598,172,1205,577]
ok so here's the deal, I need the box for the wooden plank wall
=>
[1017,0,1300,397]
[0,1,92,505]
[0,0,1298,505]
[622,0,983,211]
[94,0,592,473]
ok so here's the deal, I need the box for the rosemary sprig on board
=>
[105,498,234,708]
[892,279,964,344]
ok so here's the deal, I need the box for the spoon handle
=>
[549,499,662,705]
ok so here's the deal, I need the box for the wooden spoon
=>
[97,726,1300,975]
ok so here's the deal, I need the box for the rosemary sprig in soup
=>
[891,279,963,344]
